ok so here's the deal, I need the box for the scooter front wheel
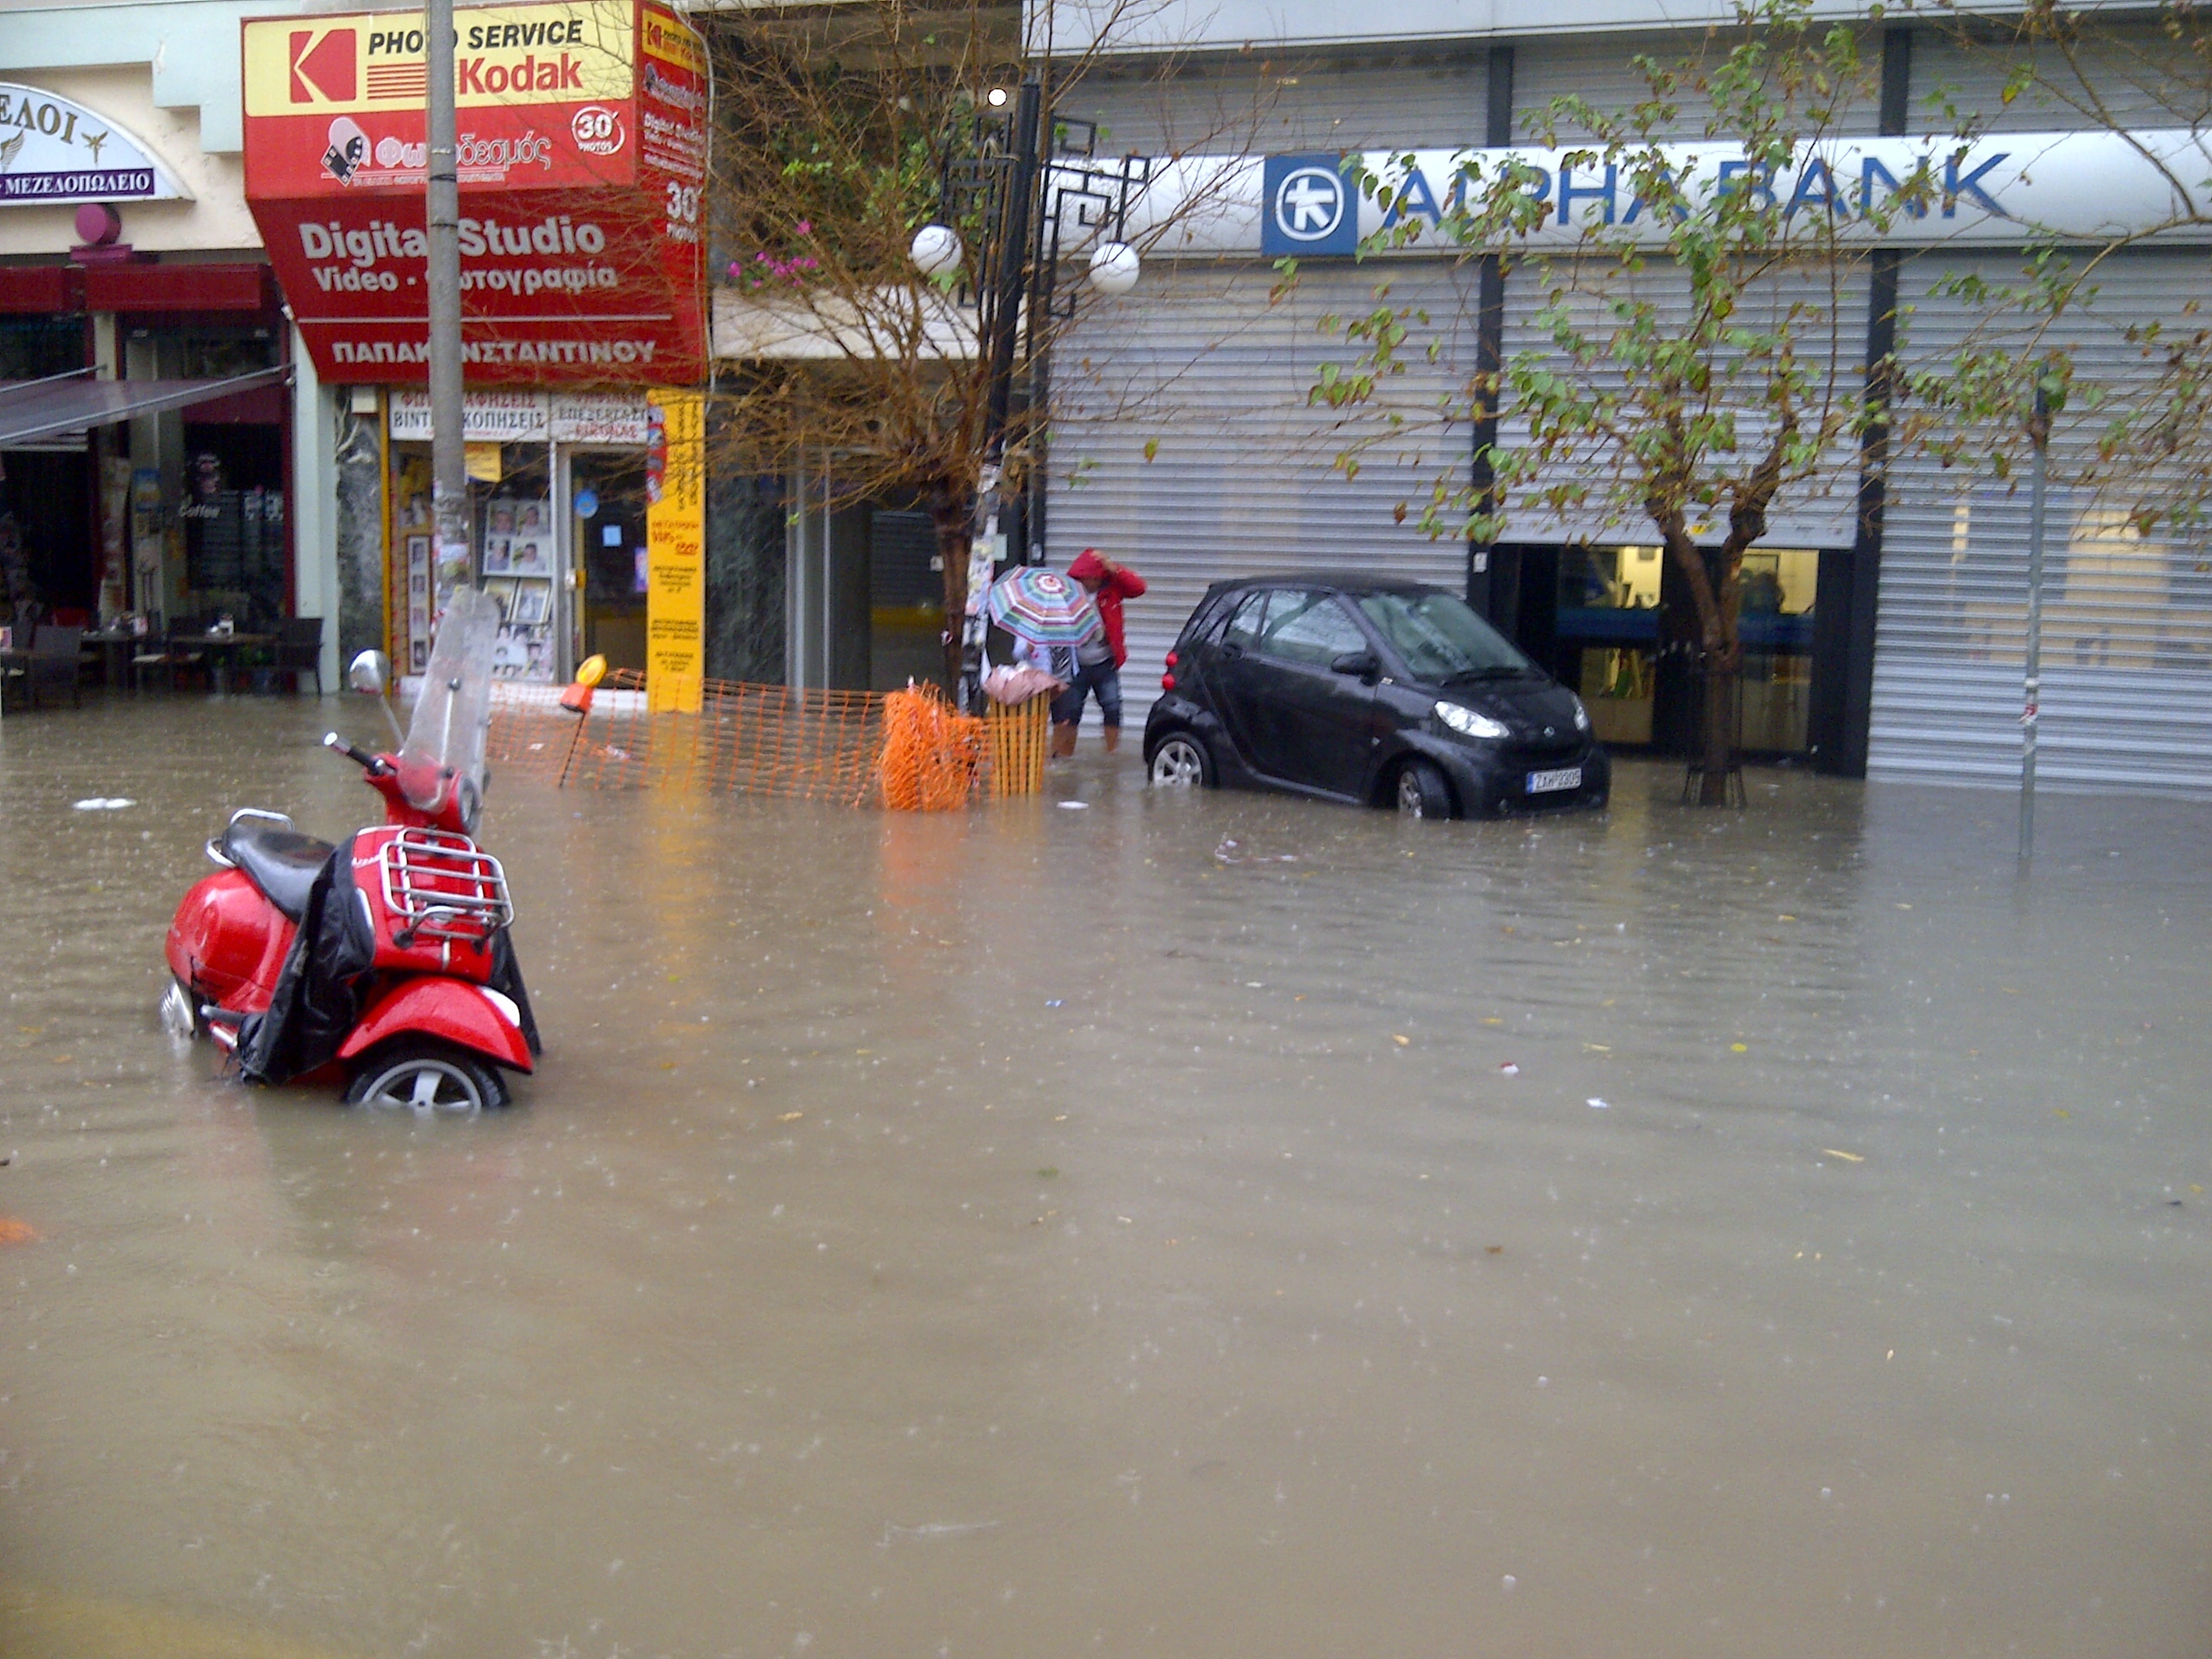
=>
[344,1041,509,1116]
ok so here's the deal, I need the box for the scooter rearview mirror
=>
[347,649,405,744]
[347,650,389,696]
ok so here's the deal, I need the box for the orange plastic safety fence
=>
[878,684,986,810]
[483,671,1050,808]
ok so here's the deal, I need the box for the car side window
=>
[1220,591,1268,651]
[1256,591,1367,667]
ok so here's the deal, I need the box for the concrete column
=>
[288,325,342,693]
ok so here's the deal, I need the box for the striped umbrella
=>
[985,566,1102,647]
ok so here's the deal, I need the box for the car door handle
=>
[1220,643,1243,660]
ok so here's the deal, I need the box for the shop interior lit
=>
[1540,542,1820,756]
[383,395,658,685]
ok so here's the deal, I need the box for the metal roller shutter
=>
[1495,259,1869,550]
[1872,247,2212,795]
[1906,21,2187,134]
[1513,32,1877,139]
[1068,55,1488,157]
[1046,257,1487,703]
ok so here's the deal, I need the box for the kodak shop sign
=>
[243,0,707,386]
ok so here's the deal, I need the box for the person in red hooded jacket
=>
[1055,548,1148,755]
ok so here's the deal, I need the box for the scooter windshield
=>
[397,585,499,827]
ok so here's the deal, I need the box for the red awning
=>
[0,367,290,448]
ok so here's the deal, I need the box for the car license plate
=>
[1526,766,1581,795]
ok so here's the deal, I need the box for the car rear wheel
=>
[1394,760,1454,820]
[1149,733,1214,789]
[344,1041,509,1116]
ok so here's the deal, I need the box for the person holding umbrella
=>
[986,567,1108,754]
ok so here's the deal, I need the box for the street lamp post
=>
[909,84,1150,709]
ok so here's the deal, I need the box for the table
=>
[198,632,274,696]
[79,629,138,691]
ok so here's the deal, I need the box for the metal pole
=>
[2019,382,2050,862]
[984,79,1040,464]
[426,0,469,591]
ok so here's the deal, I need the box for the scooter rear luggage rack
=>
[377,827,513,946]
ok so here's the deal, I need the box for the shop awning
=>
[0,366,290,449]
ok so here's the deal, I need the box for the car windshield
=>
[1356,590,1534,682]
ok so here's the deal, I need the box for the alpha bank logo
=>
[1261,154,1358,258]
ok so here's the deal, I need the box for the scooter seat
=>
[223,819,335,922]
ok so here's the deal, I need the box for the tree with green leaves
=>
[1312,1,1935,803]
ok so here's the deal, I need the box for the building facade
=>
[0,0,713,701]
[1040,3,2212,794]
[0,2,340,685]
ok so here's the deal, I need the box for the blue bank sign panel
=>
[1261,153,1359,257]
[1222,131,2211,256]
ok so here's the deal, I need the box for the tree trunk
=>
[929,490,972,695]
[1652,511,1740,806]
[1697,550,1743,806]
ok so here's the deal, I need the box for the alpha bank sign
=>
[1247,131,2212,256]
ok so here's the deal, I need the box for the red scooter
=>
[163,588,539,1114]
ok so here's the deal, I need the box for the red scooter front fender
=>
[338,975,534,1074]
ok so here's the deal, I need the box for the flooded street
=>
[1,696,2207,1657]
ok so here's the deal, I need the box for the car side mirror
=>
[1331,649,1381,681]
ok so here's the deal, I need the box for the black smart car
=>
[1143,576,1610,818]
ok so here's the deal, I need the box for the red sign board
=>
[243,1,706,386]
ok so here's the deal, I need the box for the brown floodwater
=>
[0,695,2207,1657]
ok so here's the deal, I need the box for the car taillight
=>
[1165,650,1179,667]
[1161,673,1176,691]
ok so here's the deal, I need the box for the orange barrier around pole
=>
[985,693,1051,797]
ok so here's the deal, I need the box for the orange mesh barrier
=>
[485,670,1050,807]
[985,693,1051,797]
[879,684,987,810]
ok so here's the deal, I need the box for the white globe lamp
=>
[1087,242,1141,295]
[910,224,963,278]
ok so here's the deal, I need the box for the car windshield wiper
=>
[1441,664,1533,684]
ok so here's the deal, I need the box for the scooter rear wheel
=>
[344,1041,509,1116]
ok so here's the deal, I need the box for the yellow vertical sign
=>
[644,387,705,713]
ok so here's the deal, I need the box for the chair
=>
[133,617,207,693]
[26,625,82,709]
[272,616,325,695]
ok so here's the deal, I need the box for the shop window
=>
[181,424,286,626]
[480,458,556,683]
[869,509,942,691]
[1557,545,1663,745]
[131,326,278,381]
[1738,548,1816,754]
[0,317,86,381]
[573,453,649,675]
[1553,543,1819,754]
